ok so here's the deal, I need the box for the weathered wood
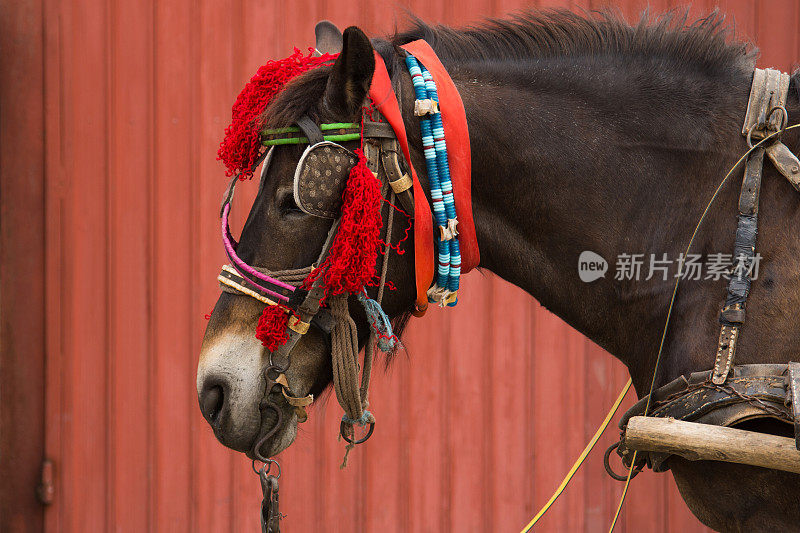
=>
[624,416,800,475]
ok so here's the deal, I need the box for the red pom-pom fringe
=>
[217,48,338,180]
[304,149,384,296]
[255,306,290,352]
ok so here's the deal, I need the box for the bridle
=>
[218,105,418,531]
[219,112,414,443]
[215,42,477,531]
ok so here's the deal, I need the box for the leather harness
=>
[615,69,800,474]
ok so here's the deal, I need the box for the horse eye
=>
[276,190,304,217]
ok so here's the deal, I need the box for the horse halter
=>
[218,107,415,460]
[215,42,478,531]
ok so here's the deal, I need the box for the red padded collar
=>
[367,43,479,315]
[400,40,479,274]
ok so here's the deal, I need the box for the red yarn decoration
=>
[304,149,384,296]
[255,306,290,352]
[217,48,338,180]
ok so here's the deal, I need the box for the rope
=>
[358,190,396,409]
[329,295,364,424]
[251,265,313,284]
[607,123,800,532]
[335,190,398,468]
[519,379,632,533]
[219,265,311,296]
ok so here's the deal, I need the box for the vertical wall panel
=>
[0,0,790,531]
[108,0,153,529]
[59,0,111,530]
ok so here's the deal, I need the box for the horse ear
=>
[324,26,375,116]
[315,21,343,55]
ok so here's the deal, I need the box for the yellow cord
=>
[519,379,632,533]
[607,450,637,532]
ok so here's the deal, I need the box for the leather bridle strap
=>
[713,67,798,384]
[296,115,324,145]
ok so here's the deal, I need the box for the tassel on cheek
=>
[255,305,290,352]
[304,150,384,296]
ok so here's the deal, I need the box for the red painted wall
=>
[2,0,799,531]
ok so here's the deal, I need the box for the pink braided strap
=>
[221,203,294,302]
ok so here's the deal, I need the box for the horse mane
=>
[267,9,762,127]
[387,9,757,75]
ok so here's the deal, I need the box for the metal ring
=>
[603,442,643,482]
[746,126,757,149]
[251,458,281,479]
[747,105,790,149]
[339,420,375,444]
[768,105,789,137]
[258,459,281,480]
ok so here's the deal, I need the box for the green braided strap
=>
[261,122,360,146]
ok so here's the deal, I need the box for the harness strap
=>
[742,68,791,138]
[295,115,324,145]
[712,147,764,384]
[362,120,396,138]
[713,67,796,384]
[378,139,415,214]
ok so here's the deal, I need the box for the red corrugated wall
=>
[2,0,799,531]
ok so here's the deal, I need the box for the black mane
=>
[268,9,768,128]
[384,10,756,75]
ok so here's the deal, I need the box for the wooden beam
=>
[624,416,800,475]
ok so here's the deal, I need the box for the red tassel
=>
[304,149,383,296]
[255,306,290,352]
[217,48,338,180]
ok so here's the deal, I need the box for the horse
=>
[197,10,800,532]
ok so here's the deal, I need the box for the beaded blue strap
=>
[405,53,462,307]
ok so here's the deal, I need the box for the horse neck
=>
[441,55,781,393]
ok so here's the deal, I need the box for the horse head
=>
[197,25,418,458]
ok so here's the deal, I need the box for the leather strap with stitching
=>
[713,147,764,384]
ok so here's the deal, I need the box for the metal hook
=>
[603,442,643,482]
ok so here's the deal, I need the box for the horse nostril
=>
[201,385,225,425]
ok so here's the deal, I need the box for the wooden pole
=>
[624,416,800,475]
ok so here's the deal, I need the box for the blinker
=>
[292,141,358,218]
